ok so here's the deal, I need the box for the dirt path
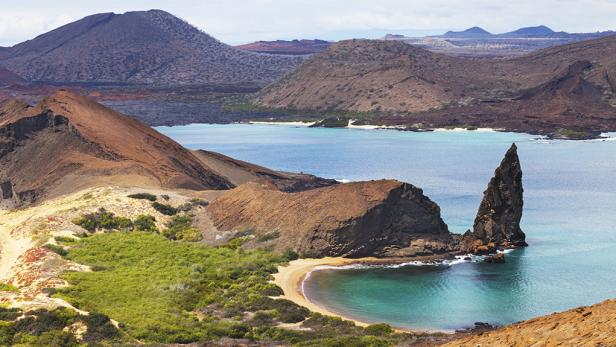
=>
[0,211,34,280]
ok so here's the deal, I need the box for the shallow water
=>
[158,124,616,331]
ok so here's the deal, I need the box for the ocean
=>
[158,123,616,331]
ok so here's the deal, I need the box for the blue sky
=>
[1,0,615,46]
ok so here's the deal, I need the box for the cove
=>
[157,123,616,331]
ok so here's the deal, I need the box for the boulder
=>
[484,253,505,263]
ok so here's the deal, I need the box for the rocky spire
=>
[466,143,527,252]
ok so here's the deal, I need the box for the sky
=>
[1,0,616,46]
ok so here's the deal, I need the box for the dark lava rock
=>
[484,253,505,263]
[465,143,527,251]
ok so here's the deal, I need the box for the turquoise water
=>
[157,124,616,331]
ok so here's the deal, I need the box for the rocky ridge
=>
[236,39,332,55]
[0,90,236,207]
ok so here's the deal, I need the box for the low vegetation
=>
[556,129,591,139]
[51,232,416,345]
[72,208,134,232]
[162,214,202,241]
[127,193,157,201]
[309,116,349,128]
[151,202,178,216]
[0,283,18,293]
[0,306,120,346]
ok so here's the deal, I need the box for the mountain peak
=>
[443,26,492,37]
[0,10,302,84]
[504,25,555,37]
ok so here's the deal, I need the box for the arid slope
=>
[444,299,616,346]
[0,66,25,87]
[257,36,616,136]
[0,90,234,207]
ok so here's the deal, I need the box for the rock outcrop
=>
[206,180,453,258]
[464,143,526,252]
[206,144,527,258]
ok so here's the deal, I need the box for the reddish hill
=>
[236,39,331,55]
[0,90,234,207]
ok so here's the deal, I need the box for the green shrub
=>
[43,244,68,256]
[54,236,76,243]
[163,214,202,241]
[114,217,134,231]
[365,323,393,336]
[134,215,157,232]
[282,249,299,261]
[72,208,133,232]
[0,307,21,321]
[250,310,277,326]
[0,283,18,293]
[152,202,178,216]
[81,312,118,342]
[127,193,157,201]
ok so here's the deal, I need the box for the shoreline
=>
[272,257,379,328]
[272,256,460,333]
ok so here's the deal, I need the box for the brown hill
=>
[257,36,616,137]
[0,66,25,87]
[236,39,331,55]
[444,298,616,346]
[257,39,508,113]
[0,90,235,207]
[206,179,453,257]
[0,10,303,85]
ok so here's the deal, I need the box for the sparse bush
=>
[72,208,132,232]
[163,214,202,241]
[152,202,178,216]
[0,283,19,293]
[54,236,76,243]
[81,312,118,341]
[43,244,68,256]
[365,323,393,336]
[128,193,157,201]
[134,215,157,232]
[282,249,299,261]
[0,307,21,321]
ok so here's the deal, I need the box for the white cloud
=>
[1,0,615,46]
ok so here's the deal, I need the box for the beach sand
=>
[272,257,382,327]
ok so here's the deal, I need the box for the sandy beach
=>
[272,257,383,327]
